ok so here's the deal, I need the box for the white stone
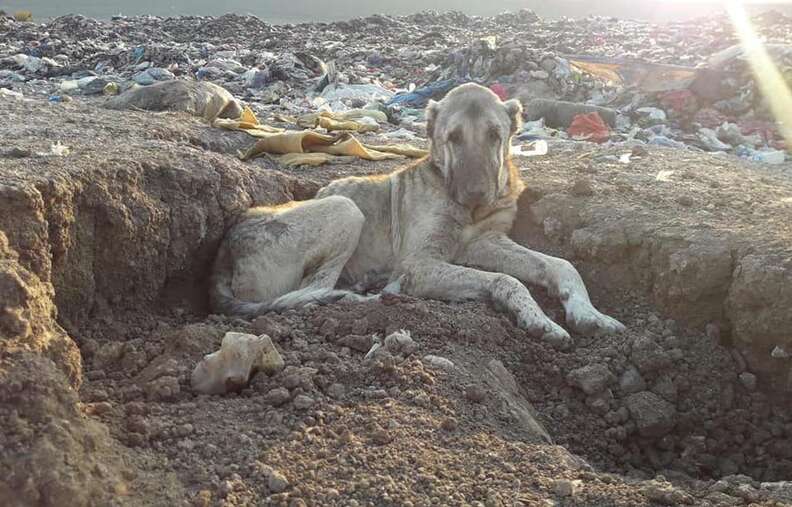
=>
[191,332,284,394]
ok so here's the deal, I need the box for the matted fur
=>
[210,83,625,349]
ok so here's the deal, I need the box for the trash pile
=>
[2,9,792,164]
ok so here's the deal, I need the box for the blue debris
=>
[386,79,463,108]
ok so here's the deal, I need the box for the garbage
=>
[753,150,786,164]
[241,131,424,164]
[1,10,791,164]
[525,99,617,129]
[568,112,611,143]
[635,107,667,126]
[102,82,120,96]
[512,140,549,157]
[0,88,23,100]
[386,79,461,108]
[697,128,732,152]
[50,141,70,157]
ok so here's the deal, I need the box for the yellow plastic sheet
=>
[215,107,426,167]
[212,106,285,137]
[242,131,407,162]
[297,110,384,132]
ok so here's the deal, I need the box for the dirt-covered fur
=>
[210,83,625,349]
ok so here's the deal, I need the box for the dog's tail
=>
[209,242,359,317]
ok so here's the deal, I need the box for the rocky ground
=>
[2,84,792,507]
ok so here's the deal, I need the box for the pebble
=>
[554,479,581,497]
[422,355,455,372]
[440,417,458,431]
[566,363,615,395]
[293,394,315,410]
[570,178,594,197]
[268,469,290,493]
[326,382,346,399]
[619,366,646,394]
[266,387,292,406]
[631,335,670,374]
[739,372,757,391]
[624,391,677,438]
[465,384,487,403]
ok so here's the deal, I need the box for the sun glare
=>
[726,0,792,148]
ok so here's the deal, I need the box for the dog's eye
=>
[447,130,462,144]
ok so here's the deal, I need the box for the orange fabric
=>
[568,112,610,143]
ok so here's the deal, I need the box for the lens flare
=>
[726,0,792,149]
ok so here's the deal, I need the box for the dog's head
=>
[426,83,522,209]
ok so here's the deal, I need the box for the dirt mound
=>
[2,96,792,505]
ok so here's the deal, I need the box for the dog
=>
[210,83,625,349]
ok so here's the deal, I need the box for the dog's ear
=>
[426,99,440,140]
[503,99,523,134]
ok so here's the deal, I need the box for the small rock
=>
[739,372,757,391]
[465,384,487,403]
[293,394,314,410]
[772,346,790,359]
[624,391,677,437]
[619,366,646,394]
[371,427,391,445]
[566,363,615,395]
[440,418,458,431]
[266,387,291,406]
[383,329,418,356]
[570,178,594,197]
[326,382,346,399]
[94,341,125,369]
[423,355,455,372]
[642,480,693,504]
[193,490,212,507]
[268,469,289,493]
[86,402,113,415]
[144,376,180,401]
[651,375,678,403]
[338,334,372,353]
[631,335,670,374]
[554,479,581,497]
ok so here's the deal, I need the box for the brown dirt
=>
[2,96,792,506]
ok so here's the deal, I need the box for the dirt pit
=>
[2,97,792,506]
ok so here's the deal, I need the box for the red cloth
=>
[568,112,610,143]
[489,83,508,101]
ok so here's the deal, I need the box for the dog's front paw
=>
[565,298,626,337]
[519,316,573,350]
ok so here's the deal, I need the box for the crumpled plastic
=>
[386,79,461,108]
[212,106,285,137]
[241,131,425,162]
[213,106,428,166]
[568,112,610,143]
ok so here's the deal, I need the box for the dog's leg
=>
[227,196,365,308]
[402,261,572,349]
[459,233,626,337]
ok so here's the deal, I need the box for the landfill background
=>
[2,8,792,507]
[3,9,792,163]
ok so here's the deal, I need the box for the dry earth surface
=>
[2,96,792,506]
